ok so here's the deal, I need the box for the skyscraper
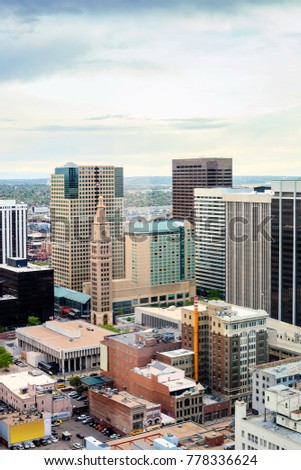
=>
[0,200,27,264]
[172,157,232,223]
[50,163,124,292]
[90,197,113,326]
[194,188,272,311]
[226,191,272,313]
[271,180,301,325]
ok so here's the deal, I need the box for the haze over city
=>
[0,0,300,178]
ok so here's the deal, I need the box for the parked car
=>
[72,443,82,449]
[76,433,84,439]
[76,414,88,421]
[76,396,86,401]
[82,417,93,425]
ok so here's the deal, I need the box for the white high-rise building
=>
[194,188,272,311]
[0,199,27,264]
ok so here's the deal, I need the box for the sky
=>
[1,0,301,178]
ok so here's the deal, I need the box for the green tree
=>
[27,315,41,326]
[0,346,13,369]
[208,289,222,301]
[69,375,81,388]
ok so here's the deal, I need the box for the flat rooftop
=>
[107,329,180,348]
[245,412,301,445]
[108,420,234,451]
[95,390,157,409]
[184,300,268,321]
[136,305,182,322]
[158,349,194,359]
[0,370,55,399]
[16,320,113,351]
[251,356,301,377]
[0,262,52,273]
[0,412,44,427]
[133,361,198,393]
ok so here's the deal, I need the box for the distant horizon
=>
[1,174,301,182]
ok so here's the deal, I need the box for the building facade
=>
[89,389,161,435]
[0,258,54,327]
[225,191,272,312]
[271,180,301,325]
[129,361,204,423]
[100,329,182,391]
[0,200,27,264]
[194,188,272,309]
[16,320,113,374]
[250,356,301,415]
[181,300,268,408]
[50,162,124,291]
[235,385,301,450]
[90,197,113,326]
[172,157,232,223]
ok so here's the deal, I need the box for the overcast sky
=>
[1,0,301,178]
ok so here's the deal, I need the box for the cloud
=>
[0,38,87,82]
[0,0,299,19]
[163,117,230,130]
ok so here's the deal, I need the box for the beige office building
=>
[50,162,124,291]
[225,191,272,313]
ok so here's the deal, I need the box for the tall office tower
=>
[90,197,113,326]
[0,200,27,264]
[51,163,124,292]
[225,191,272,313]
[194,188,271,310]
[172,157,232,223]
[271,181,301,325]
[194,188,229,299]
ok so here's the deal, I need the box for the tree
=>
[208,289,222,301]
[27,315,41,326]
[0,346,13,369]
[69,375,81,388]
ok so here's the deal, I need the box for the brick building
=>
[181,300,268,409]
[129,361,204,423]
[88,388,161,435]
[100,329,181,390]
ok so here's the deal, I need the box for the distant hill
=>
[0,178,48,185]
[124,176,171,186]
[0,175,300,187]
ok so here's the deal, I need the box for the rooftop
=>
[244,411,301,445]
[158,349,194,359]
[133,361,199,393]
[136,305,182,322]
[184,300,268,321]
[16,320,113,351]
[0,370,55,398]
[54,285,90,304]
[251,356,301,377]
[108,420,234,451]
[0,262,52,273]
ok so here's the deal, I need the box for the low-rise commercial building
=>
[0,411,50,448]
[89,389,161,435]
[267,317,301,360]
[129,361,204,423]
[156,349,194,379]
[135,305,182,330]
[100,329,181,391]
[250,356,301,415]
[0,369,72,417]
[235,385,301,450]
[16,320,114,373]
